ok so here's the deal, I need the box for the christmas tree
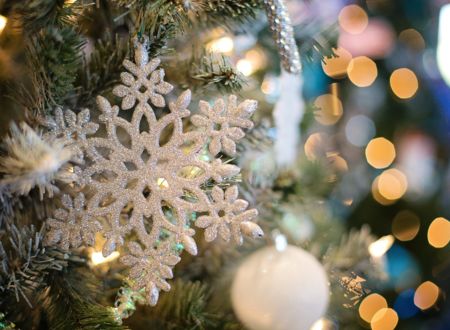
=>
[0,1,448,329]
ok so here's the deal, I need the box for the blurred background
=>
[203,0,450,329]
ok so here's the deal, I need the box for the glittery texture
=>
[263,0,301,74]
[44,38,263,305]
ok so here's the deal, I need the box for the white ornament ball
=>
[231,245,329,330]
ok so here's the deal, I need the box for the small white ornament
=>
[231,245,329,330]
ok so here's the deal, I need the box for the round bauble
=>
[231,245,329,330]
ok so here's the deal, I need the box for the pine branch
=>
[40,268,127,330]
[200,0,261,27]
[124,279,219,330]
[13,0,89,32]
[25,27,85,111]
[188,52,245,93]
[76,35,129,107]
[0,224,78,308]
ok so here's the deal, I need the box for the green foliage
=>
[14,0,80,32]
[40,268,127,330]
[139,0,191,57]
[201,0,261,26]
[26,27,84,110]
[76,35,129,107]
[188,52,245,93]
[0,224,73,307]
[125,279,219,330]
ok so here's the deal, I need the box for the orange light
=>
[372,176,394,205]
[327,153,348,172]
[427,217,450,248]
[414,281,440,310]
[322,47,353,79]
[392,210,420,241]
[399,29,425,51]
[358,293,388,323]
[371,308,399,330]
[338,5,369,35]
[347,56,378,87]
[377,169,408,201]
[314,94,344,126]
[390,68,419,99]
[304,133,328,161]
[365,137,396,169]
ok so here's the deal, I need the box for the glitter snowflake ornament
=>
[44,37,263,305]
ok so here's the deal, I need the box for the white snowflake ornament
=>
[44,37,263,305]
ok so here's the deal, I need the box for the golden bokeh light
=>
[377,168,408,201]
[206,36,234,53]
[390,68,419,99]
[0,15,7,34]
[322,47,353,79]
[365,137,396,169]
[347,56,378,87]
[372,176,394,205]
[314,93,344,125]
[392,210,421,241]
[338,5,369,35]
[327,152,348,173]
[236,59,254,76]
[399,28,426,51]
[304,133,328,161]
[414,281,440,310]
[371,308,399,330]
[358,293,388,323]
[427,217,450,248]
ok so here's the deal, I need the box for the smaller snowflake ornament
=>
[44,37,263,305]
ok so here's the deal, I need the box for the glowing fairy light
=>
[310,318,335,330]
[437,4,450,86]
[90,251,120,266]
[207,36,234,53]
[157,177,169,189]
[369,235,394,258]
[0,15,7,34]
[236,59,254,76]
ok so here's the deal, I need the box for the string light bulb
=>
[0,15,7,34]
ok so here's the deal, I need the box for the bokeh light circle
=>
[345,115,376,147]
[371,308,399,330]
[322,47,353,79]
[414,281,440,310]
[365,137,396,169]
[314,94,344,125]
[347,56,378,87]
[358,293,388,323]
[390,68,419,99]
[377,169,408,201]
[392,210,420,241]
[427,217,450,248]
[338,5,369,35]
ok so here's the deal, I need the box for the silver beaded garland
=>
[263,0,301,74]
